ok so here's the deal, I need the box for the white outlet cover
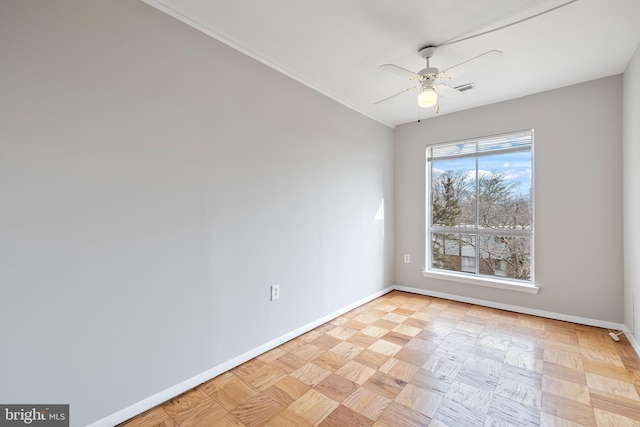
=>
[271,284,280,301]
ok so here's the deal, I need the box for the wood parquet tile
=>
[120,291,640,426]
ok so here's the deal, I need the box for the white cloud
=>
[503,168,532,181]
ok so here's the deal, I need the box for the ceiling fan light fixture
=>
[418,87,438,108]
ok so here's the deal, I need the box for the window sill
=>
[422,270,539,294]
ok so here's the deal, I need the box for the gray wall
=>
[395,76,623,322]
[624,43,640,342]
[0,1,394,425]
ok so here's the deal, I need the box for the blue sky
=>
[433,151,532,197]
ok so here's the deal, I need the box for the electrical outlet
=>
[270,284,280,301]
[404,254,410,263]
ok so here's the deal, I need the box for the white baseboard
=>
[394,285,627,331]
[622,327,640,357]
[395,285,640,358]
[87,286,394,427]
[89,284,639,426]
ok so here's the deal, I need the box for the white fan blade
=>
[441,50,503,79]
[379,64,422,81]
[436,83,464,98]
[374,84,421,105]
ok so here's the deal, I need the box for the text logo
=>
[0,405,68,427]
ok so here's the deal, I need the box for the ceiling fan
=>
[376,46,503,110]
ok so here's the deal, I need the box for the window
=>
[426,130,533,284]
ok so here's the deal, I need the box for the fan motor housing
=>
[418,46,437,59]
[418,67,439,78]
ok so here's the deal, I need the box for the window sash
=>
[426,130,533,283]
[430,226,532,236]
[427,130,532,161]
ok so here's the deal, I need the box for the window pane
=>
[476,132,532,153]
[431,158,476,227]
[427,130,533,284]
[478,235,531,280]
[431,233,476,273]
[429,140,476,159]
[477,151,532,230]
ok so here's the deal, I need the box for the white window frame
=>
[423,130,538,294]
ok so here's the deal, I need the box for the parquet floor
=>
[121,291,640,426]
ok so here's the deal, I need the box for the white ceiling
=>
[143,0,640,128]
